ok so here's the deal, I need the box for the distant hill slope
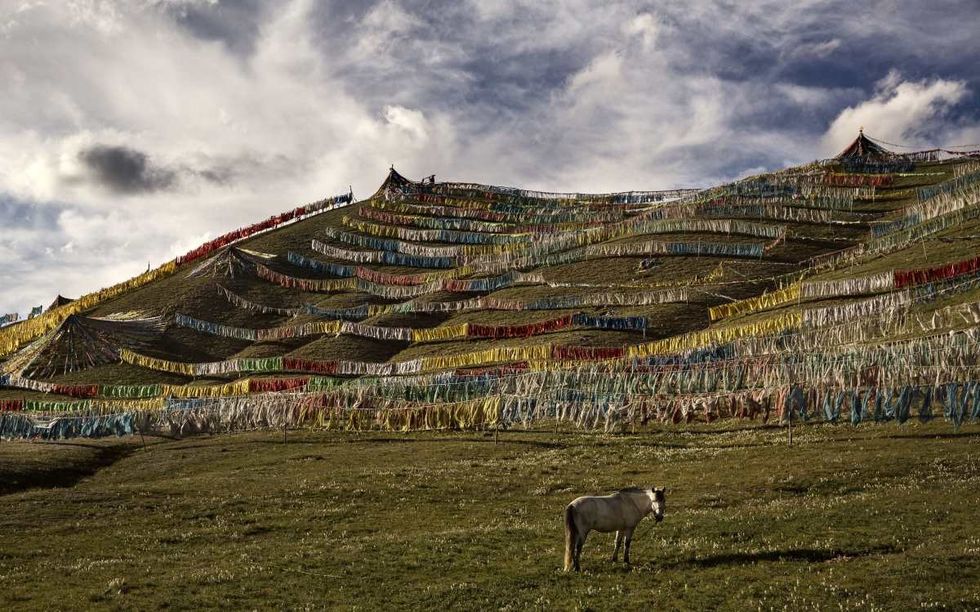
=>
[2,136,980,436]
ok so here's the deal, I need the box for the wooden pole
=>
[787,403,793,447]
[494,392,500,445]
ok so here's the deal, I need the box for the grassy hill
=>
[1,140,979,435]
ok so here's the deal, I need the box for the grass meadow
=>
[1,421,978,610]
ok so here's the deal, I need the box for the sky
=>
[2,0,980,317]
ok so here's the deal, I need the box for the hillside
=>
[2,132,980,437]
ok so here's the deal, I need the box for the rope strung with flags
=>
[357,204,610,234]
[0,191,354,360]
[174,191,353,266]
[374,197,636,224]
[255,260,544,296]
[219,282,689,318]
[709,254,980,322]
[116,308,786,378]
[173,311,647,343]
[8,304,980,403]
[4,369,979,439]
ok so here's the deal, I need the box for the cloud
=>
[382,105,431,143]
[822,71,970,154]
[164,0,266,58]
[70,143,246,194]
[1,0,980,316]
[76,145,178,193]
[795,38,841,59]
[623,13,660,49]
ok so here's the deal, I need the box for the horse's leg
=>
[611,531,623,562]
[623,527,635,565]
[574,530,588,571]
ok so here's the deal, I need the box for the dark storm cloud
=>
[77,145,178,194]
[75,145,246,194]
[308,0,601,125]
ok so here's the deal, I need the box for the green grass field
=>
[3,157,980,610]
[2,421,978,610]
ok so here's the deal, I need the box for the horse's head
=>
[647,487,667,522]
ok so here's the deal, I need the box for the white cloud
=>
[623,13,660,49]
[382,105,430,143]
[567,51,624,93]
[775,83,844,107]
[354,0,423,57]
[786,38,841,60]
[822,72,970,154]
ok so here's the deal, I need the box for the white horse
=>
[564,487,666,572]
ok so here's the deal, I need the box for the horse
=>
[563,487,666,572]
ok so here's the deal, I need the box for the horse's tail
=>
[563,504,577,571]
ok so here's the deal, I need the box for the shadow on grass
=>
[315,435,568,450]
[880,429,980,441]
[642,544,899,571]
[654,423,786,436]
[150,433,570,451]
[0,443,137,496]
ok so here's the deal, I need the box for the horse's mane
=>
[616,487,647,494]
